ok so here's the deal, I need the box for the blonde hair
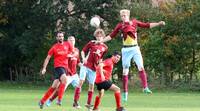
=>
[93,28,105,37]
[120,9,130,16]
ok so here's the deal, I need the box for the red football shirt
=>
[109,18,150,39]
[82,41,108,71]
[68,48,80,76]
[95,58,114,83]
[48,41,73,70]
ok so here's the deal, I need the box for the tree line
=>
[0,0,200,89]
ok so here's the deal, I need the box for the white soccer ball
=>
[90,17,100,28]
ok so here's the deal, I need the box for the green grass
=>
[0,82,200,111]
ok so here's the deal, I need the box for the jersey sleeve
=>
[104,59,112,66]
[47,46,54,57]
[76,49,81,64]
[109,23,122,38]
[68,41,73,53]
[136,19,150,28]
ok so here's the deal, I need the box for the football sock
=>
[139,70,148,88]
[74,87,81,102]
[123,75,128,92]
[87,91,93,105]
[58,83,66,101]
[41,87,55,104]
[50,90,58,101]
[93,96,100,109]
[114,92,121,109]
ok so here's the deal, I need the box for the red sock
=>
[123,75,128,92]
[114,92,121,109]
[93,96,100,109]
[50,90,58,101]
[87,91,93,105]
[139,70,148,88]
[58,83,66,101]
[74,87,81,102]
[41,87,55,104]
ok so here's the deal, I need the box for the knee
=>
[112,86,120,92]
[123,65,130,69]
[88,84,94,91]
[115,87,120,92]
[123,68,129,75]
[137,66,144,71]
[78,80,84,87]
[60,75,67,84]
[51,83,59,88]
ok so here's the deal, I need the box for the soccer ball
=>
[90,17,100,28]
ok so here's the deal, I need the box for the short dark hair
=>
[113,51,121,56]
[68,35,75,38]
[57,31,65,35]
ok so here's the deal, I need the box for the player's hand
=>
[40,68,46,75]
[82,58,87,64]
[98,61,103,67]
[79,63,83,66]
[159,21,165,26]
[67,54,73,58]
[101,75,105,81]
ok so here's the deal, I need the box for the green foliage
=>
[142,0,200,86]
[0,0,56,81]
[0,0,199,89]
[0,0,120,81]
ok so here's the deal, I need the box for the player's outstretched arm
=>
[101,35,112,43]
[78,63,83,67]
[40,55,51,75]
[81,51,87,64]
[150,21,165,28]
[94,35,112,44]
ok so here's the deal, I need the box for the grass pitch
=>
[0,82,200,111]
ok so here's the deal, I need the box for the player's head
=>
[94,28,105,41]
[120,9,130,22]
[68,35,75,46]
[112,51,121,63]
[56,31,65,43]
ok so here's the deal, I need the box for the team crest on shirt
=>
[101,47,105,52]
[64,46,67,50]
[93,49,101,56]
[71,57,77,60]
